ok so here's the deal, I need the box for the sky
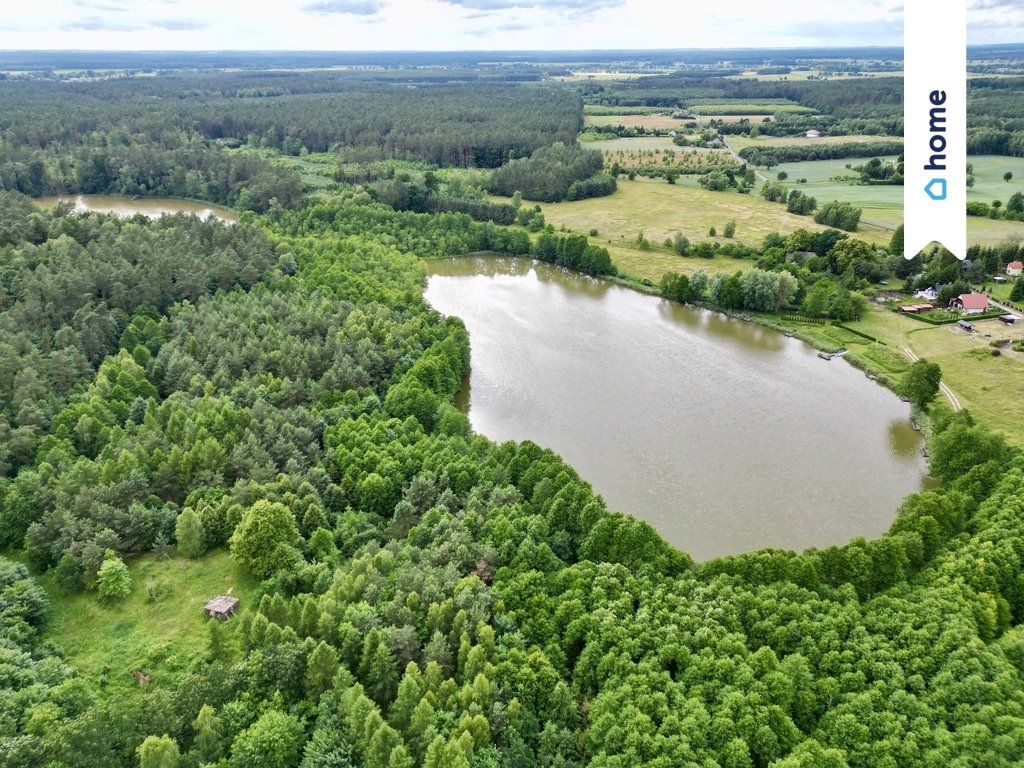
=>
[0,0,1020,51]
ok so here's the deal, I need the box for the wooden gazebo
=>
[204,595,239,620]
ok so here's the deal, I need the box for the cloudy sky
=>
[0,0,1020,50]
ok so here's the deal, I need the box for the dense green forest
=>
[2,56,1024,768]
[2,188,1024,768]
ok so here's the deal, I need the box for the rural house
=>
[914,286,939,302]
[949,293,989,314]
[1007,261,1024,276]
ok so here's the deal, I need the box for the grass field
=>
[605,243,755,283]
[728,70,904,81]
[584,136,682,153]
[584,114,688,130]
[694,114,776,124]
[967,155,1024,202]
[842,308,1024,442]
[43,550,256,689]
[533,176,893,250]
[537,176,900,247]
[727,134,904,152]
[689,102,817,115]
[583,104,673,115]
[601,145,738,172]
[753,154,1024,245]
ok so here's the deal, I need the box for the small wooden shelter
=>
[204,595,239,619]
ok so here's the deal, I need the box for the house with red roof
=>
[1007,261,1023,276]
[949,293,989,314]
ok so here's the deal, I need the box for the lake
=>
[425,257,929,561]
[35,194,238,223]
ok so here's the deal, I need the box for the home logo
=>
[904,1,966,260]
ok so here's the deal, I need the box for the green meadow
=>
[43,550,257,689]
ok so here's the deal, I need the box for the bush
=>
[96,550,132,602]
[814,200,862,231]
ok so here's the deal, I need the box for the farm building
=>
[898,303,934,314]
[805,129,821,138]
[956,320,975,332]
[949,293,989,314]
[999,314,1020,325]
[204,595,239,619]
[1007,261,1023,276]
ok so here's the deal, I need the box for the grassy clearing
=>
[605,243,754,283]
[43,549,257,689]
[533,176,863,250]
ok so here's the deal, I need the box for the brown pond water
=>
[425,257,930,561]
[35,194,238,223]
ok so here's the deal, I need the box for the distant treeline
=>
[0,75,582,167]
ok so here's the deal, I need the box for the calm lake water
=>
[425,257,929,561]
[35,194,238,223]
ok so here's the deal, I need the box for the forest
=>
[1,188,1024,768]
[2,56,1024,768]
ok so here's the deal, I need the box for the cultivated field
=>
[584,136,682,153]
[584,113,688,130]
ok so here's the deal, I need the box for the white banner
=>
[904,0,967,260]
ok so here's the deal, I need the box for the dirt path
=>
[904,346,961,411]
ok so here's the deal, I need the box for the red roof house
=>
[949,293,989,314]
[1007,261,1024,276]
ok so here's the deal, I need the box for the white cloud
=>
[0,0,1018,50]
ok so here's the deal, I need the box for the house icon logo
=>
[925,178,947,201]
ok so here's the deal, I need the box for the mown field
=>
[532,175,894,248]
[846,309,1024,442]
[967,154,1024,201]
[43,550,256,688]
